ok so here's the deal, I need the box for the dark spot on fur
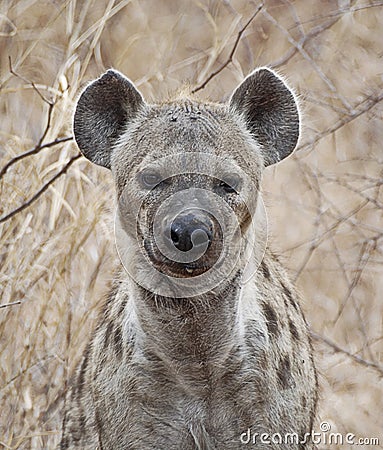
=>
[277,355,292,389]
[262,302,279,337]
[113,324,123,357]
[104,280,122,310]
[281,281,298,311]
[260,260,271,279]
[281,281,292,299]
[289,319,299,341]
[74,351,90,438]
[302,396,307,408]
[104,320,114,350]
[256,348,269,369]
[74,396,87,440]
[118,297,127,316]
[60,435,68,449]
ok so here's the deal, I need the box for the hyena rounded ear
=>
[74,69,145,169]
[229,68,300,167]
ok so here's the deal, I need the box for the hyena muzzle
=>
[60,67,317,449]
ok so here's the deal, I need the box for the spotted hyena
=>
[61,68,317,449]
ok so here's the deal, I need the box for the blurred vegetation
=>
[0,0,382,448]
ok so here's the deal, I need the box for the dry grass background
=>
[0,0,382,448]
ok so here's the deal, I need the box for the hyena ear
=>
[74,69,145,169]
[229,68,300,167]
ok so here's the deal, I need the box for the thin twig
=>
[317,172,383,210]
[0,153,82,224]
[1,355,54,390]
[1,57,74,182]
[0,301,22,309]
[292,162,323,282]
[191,3,263,94]
[311,331,383,377]
[0,136,73,180]
[8,56,53,105]
[295,1,383,27]
[269,15,341,69]
[286,195,370,253]
[334,240,374,324]
[37,102,54,146]
[298,92,383,154]
[263,9,352,111]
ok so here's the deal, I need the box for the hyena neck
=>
[132,272,243,371]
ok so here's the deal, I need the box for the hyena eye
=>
[139,170,162,189]
[219,175,241,194]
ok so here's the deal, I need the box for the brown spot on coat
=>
[289,318,300,341]
[260,260,271,279]
[277,355,292,389]
[113,324,123,357]
[262,302,279,337]
[281,281,299,312]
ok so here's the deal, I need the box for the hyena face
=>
[74,68,299,296]
[114,106,259,283]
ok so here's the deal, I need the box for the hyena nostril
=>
[170,212,213,253]
[170,227,180,245]
[191,229,210,248]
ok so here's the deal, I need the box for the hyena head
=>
[73,68,299,297]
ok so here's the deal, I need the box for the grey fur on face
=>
[61,68,317,449]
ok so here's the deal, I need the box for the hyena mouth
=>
[143,236,223,278]
[169,248,224,277]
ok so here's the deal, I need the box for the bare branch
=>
[318,172,383,210]
[0,301,22,309]
[1,355,54,391]
[0,153,82,224]
[296,2,383,26]
[298,92,383,155]
[272,2,383,71]
[8,56,53,105]
[311,331,383,377]
[263,9,352,110]
[1,58,73,182]
[334,240,375,324]
[286,196,370,253]
[0,136,73,180]
[191,3,263,94]
[269,15,340,69]
[8,56,54,106]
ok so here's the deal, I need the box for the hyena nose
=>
[170,211,213,253]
